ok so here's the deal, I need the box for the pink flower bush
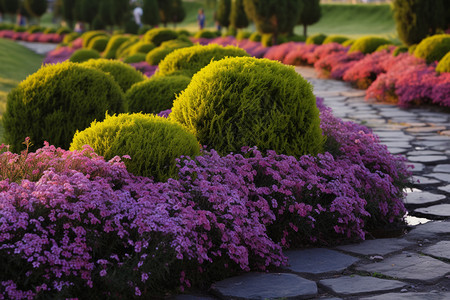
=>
[42,46,75,65]
[305,42,347,65]
[314,51,364,79]
[0,30,63,43]
[282,44,317,65]
[263,42,303,62]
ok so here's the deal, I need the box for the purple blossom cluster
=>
[0,30,63,43]
[42,46,75,65]
[0,100,410,298]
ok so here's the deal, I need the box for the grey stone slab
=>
[319,275,406,296]
[335,238,414,256]
[438,184,450,193]
[412,176,440,185]
[404,191,446,206]
[407,150,443,156]
[405,221,450,240]
[388,147,408,155]
[210,273,317,299]
[414,204,450,218]
[408,156,448,163]
[382,141,412,148]
[284,248,359,275]
[171,295,217,300]
[406,126,447,133]
[360,292,450,300]
[413,141,449,147]
[434,164,450,173]
[422,241,450,260]
[428,172,450,183]
[408,162,425,172]
[340,90,366,97]
[356,252,450,284]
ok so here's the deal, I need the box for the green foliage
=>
[126,75,191,114]
[144,28,178,46]
[298,0,321,37]
[138,25,152,35]
[236,30,251,40]
[2,0,19,14]
[81,30,108,48]
[392,46,408,56]
[349,36,391,54]
[74,0,99,26]
[177,29,191,37]
[63,32,79,43]
[413,34,450,64]
[249,31,261,42]
[323,35,349,45]
[216,0,231,28]
[342,39,355,47]
[194,29,218,39]
[87,36,109,52]
[375,44,392,52]
[3,62,125,152]
[230,0,249,30]
[27,25,43,33]
[123,53,147,63]
[170,57,324,157]
[157,0,186,26]
[157,44,249,78]
[57,26,72,35]
[69,49,101,63]
[13,26,27,33]
[436,51,450,73]
[92,15,106,30]
[159,39,193,49]
[102,35,129,59]
[128,42,156,55]
[70,113,200,181]
[223,26,237,37]
[261,33,273,47]
[145,47,176,65]
[306,33,327,45]
[81,58,145,92]
[98,0,114,27]
[408,44,417,54]
[286,34,306,42]
[43,27,57,34]
[115,36,140,59]
[25,0,48,18]
[143,0,160,26]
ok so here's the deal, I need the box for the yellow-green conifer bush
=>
[69,49,101,63]
[126,75,191,114]
[170,57,324,157]
[349,36,392,54]
[306,33,327,45]
[127,42,156,56]
[156,44,249,78]
[436,51,450,73]
[3,62,125,152]
[81,30,108,48]
[123,53,147,63]
[143,28,178,46]
[81,59,145,92]
[413,34,450,64]
[70,113,200,181]
[87,36,110,52]
[103,35,129,59]
[323,35,349,45]
[145,47,177,65]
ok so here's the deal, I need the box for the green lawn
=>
[0,38,44,143]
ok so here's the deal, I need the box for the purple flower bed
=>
[0,99,411,298]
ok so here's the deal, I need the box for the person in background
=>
[197,8,205,30]
[133,3,144,28]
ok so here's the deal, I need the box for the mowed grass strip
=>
[0,38,44,143]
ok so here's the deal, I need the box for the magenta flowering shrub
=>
[314,51,364,79]
[263,42,303,62]
[0,30,63,43]
[304,42,347,65]
[282,44,317,65]
[42,46,75,65]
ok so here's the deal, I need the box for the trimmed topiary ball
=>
[170,57,324,156]
[81,58,145,92]
[70,113,200,181]
[436,51,450,73]
[342,39,355,47]
[87,36,110,52]
[123,53,147,63]
[3,62,125,152]
[144,28,178,46]
[393,46,408,57]
[103,35,129,59]
[128,42,156,55]
[236,30,251,40]
[56,27,72,35]
[323,35,349,45]
[349,36,392,54]
[69,49,101,63]
[145,47,177,65]
[81,30,108,48]
[126,75,191,114]
[156,44,249,78]
[160,39,194,49]
[194,30,217,39]
[306,33,327,45]
[116,37,140,59]
[413,34,450,64]
[63,32,80,44]
[249,32,261,42]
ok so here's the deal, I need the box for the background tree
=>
[62,0,76,28]
[1,0,20,22]
[297,0,320,38]
[142,0,160,27]
[170,0,185,28]
[24,0,48,24]
[99,0,115,29]
[230,0,248,30]
[244,0,303,44]
[74,0,101,29]
[109,0,129,27]
[216,0,231,29]
[393,0,446,46]
[157,0,185,27]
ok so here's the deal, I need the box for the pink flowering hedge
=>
[0,30,64,43]
[0,98,411,298]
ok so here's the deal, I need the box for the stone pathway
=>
[20,42,450,299]
[16,41,58,55]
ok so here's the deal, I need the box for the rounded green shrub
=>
[27,25,43,33]
[81,58,145,92]
[160,39,193,49]
[342,39,355,47]
[81,31,108,48]
[393,46,408,56]
[144,28,178,46]
[306,33,327,45]
[236,30,251,41]
[103,35,129,59]
[408,44,417,54]
[261,34,273,47]
[170,57,324,156]
[249,32,261,42]
[87,36,110,52]
[177,29,191,37]
[56,27,72,35]
[126,75,191,114]
[138,25,152,35]
[145,47,177,65]
[69,49,101,63]
[70,113,200,181]
[156,44,249,78]
[123,53,147,63]
[193,30,218,39]
[3,62,125,152]
[413,34,450,64]
[14,26,26,32]
[223,27,237,37]
[323,35,349,45]
[116,37,140,59]
[63,32,80,44]
[436,51,450,73]
[375,44,392,52]
[286,34,306,42]
[43,28,57,34]
[349,36,392,54]
[128,42,156,55]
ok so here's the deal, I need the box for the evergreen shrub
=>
[249,32,261,42]
[393,46,408,56]
[436,51,450,73]
[286,34,306,42]
[236,30,251,40]
[138,25,152,35]
[413,34,450,63]
[408,44,417,54]
[128,42,155,55]
[306,33,327,45]
[27,25,43,33]
[63,32,80,44]
[3,62,124,152]
[342,39,355,47]
[103,35,129,59]
[177,29,191,37]
[160,39,193,49]
[43,28,56,34]
[194,30,217,39]
[349,36,392,54]
[323,35,349,45]
[70,113,200,181]
[87,36,109,52]
[56,26,72,35]
[81,31,108,48]
[69,49,101,63]
[170,57,324,156]
[144,28,178,46]
[123,53,147,63]
[156,44,249,78]
[126,75,191,114]
[115,36,140,59]
[81,58,145,92]
[145,47,176,65]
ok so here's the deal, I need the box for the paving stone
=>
[405,126,447,133]
[438,184,450,193]
[284,248,359,275]
[407,150,443,156]
[171,295,217,300]
[360,292,450,300]
[405,221,450,240]
[414,204,450,219]
[382,141,412,148]
[340,90,366,97]
[433,164,450,173]
[356,252,450,284]
[405,214,432,226]
[441,130,450,136]
[412,176,441,185]
[422,241,450,261]
[388,147,408,154]
[404,191,446,206]
[408,156,448,163]
[428,172,450,182]
[335,238,414,256]
[408,162,425,172]
[319,275,406,296]
[412,141,449,147]
[210,273,317,299]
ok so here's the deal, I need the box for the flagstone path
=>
[19,42,450,299]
